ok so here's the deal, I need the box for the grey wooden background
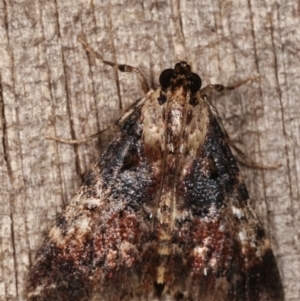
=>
[0,0,299,300]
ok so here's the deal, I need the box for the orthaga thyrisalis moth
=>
[27,55,284,301]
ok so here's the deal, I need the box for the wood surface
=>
[0,0,299,300]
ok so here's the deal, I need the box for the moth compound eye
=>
[159,68,174,88]
[189,73,202,93]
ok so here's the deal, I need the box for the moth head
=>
[159,61,202,93]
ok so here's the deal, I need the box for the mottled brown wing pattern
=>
[27,62,283,301]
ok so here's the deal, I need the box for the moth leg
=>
[47,38,150,145]
[78,37,150,94]
[200,75,279,169]
[199,75,259,96]
[227,139,281,169]
[45,128,111,144]
[45,124,117,144]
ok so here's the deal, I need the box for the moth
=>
[27,56,284,301]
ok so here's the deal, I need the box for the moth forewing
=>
[27,60,283,301]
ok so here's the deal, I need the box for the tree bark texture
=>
[0,0,299,300]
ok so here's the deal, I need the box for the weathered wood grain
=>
[0,0,299,300]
